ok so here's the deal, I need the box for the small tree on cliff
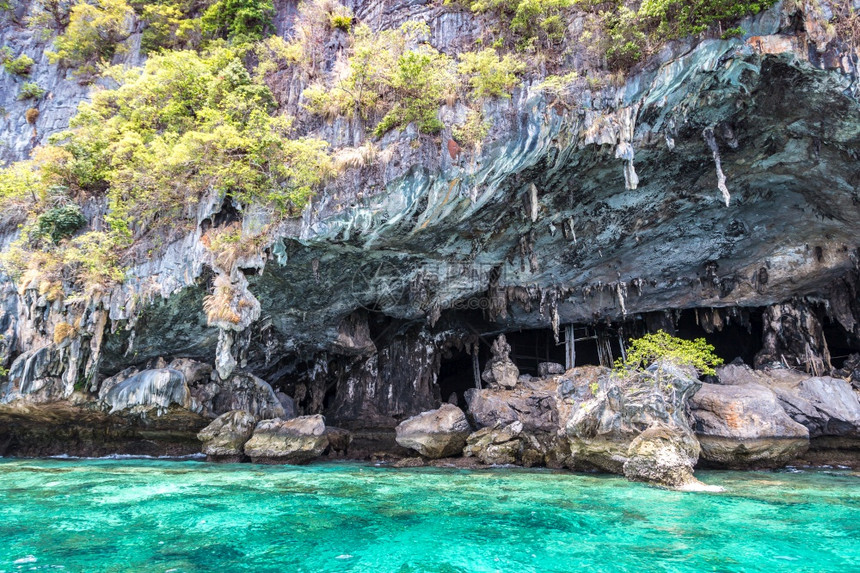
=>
[615,330,723,377]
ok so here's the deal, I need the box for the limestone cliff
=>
[0,0,858,458]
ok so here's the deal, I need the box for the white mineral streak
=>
[703,127,731,207]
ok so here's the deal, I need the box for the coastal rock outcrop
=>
[463,422,523,465]
[690,382,809,468]
[244,414,329,464]
[197,410,258,461]
[622,423,703,489]
[395,404,471,458]
[566,362,705,487]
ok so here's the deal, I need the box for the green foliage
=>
[2,50,35,75]
[535,70,579,98]
[374,48,456,136]
[614,330,724,376]
[721,25,745,39]
[53,47,330,231]
[577,0,778,71]
[201,0,274,43]
[304,22,457,137]
[37,205,87,243]
[457,48,525,100]
[48,0,134,78]
[452,109,491,148]
[460,0,573,50]
[18,81,46,100]
[329,13,351,31]
[140,2,203,53]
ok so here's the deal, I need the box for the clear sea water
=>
[0,459,857,572]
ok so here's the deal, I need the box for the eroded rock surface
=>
[481,336,519,390]
[395,404,471,459]
[197,410,257,460]
[690,382,809,468]
[622,423,703,489]
[244,414,329,464]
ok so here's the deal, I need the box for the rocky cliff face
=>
[0,0,859,461]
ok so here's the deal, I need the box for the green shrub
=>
[201,0,274,43]
[461,0,573,50]
[329,13,352,31]
[18,82,46,100]
[614,330,724,376]
[3,52,35,75]
[37,205,87,243]
[457,48,525,100]
[47,0,134,78]
[140,3,203,53]
[452,109,491,148]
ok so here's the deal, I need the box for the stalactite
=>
[703,127,730,207]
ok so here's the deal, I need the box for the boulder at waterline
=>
[622,423,705,489]
[566,362,702,478]
[394,404,471,459]
[197,410,257,460]
[463,422,524,465]
[244,414,329,464]
[690,382,809,468]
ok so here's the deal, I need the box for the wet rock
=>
[324,426,352,456]
[197,410,257,460]
[566,362,701,475]
[394,404,471,459]
[393,456,427,468]
[538,362,565,377]
[101,369,190,415]
[481,335,519,390]
[244,414,329,464]
[463,422,523,465]
[690,382,809,468]
[622,423,703,489]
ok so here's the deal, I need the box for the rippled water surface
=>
[0,459,858,572]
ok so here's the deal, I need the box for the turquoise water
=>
[0,459,857,572]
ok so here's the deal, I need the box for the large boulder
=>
[394,404,471,458]
[719,363,860,440]
[197,410,257,460]
[465,385,558,433]
[566,361,703,483]
[244,414,329,464]
[764,371,860,440]
[463,422,523,465]
[622,423,708,490]
[101,369,190,415]
[480,335,519,390]
[690,382,809,467]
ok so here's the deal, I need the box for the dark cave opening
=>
[437,348,479,408]
[504,329,567,375]
[673,309,764,366]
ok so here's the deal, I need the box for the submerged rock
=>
[197,410,257,460]
[244,414,329,464]
[690,382,809,468]
[394,404,471,459]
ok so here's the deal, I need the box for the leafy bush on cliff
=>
[37,205,87,243]
[2,50,35,75]
[201,0,274,43]
[48,0,134,79]
[615,330,723,376]
[577,0,779,70]
[457,48,525,100]
[458,0,573,51]
[303,22,458,136]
